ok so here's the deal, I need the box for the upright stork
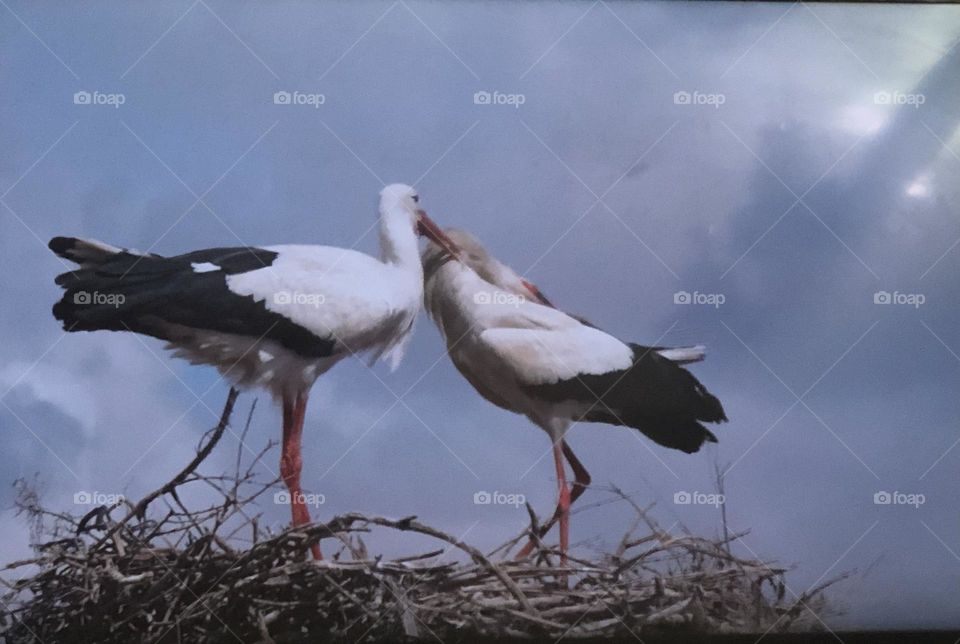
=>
[422,229,727,562]
[50,184,461,559]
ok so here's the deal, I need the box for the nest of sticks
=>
[0,390,843,643]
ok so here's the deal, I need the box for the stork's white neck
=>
[378,206,423,273]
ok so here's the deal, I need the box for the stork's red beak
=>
[416,209,461,259]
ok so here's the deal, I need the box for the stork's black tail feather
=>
[584,343,727,453]
[49,237,143,332]
[632,418,718,454]
[49,236,127,268]
[527,342,728,454]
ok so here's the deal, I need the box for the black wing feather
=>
[49,237,336,358]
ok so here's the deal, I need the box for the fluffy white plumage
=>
[226,244,421,369]
[160,184,427,398]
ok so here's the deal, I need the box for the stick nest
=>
[0,390,841,643]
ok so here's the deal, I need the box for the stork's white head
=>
[379,183,420,215]
[378,183,461,264]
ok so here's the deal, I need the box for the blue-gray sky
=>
[1,0,959,631]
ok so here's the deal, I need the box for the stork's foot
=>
[285,494,323,560]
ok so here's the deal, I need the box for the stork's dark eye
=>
[412,195,419,203]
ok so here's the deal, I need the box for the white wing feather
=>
[428,261,633,386]
[226,245,418,358]
[479,324,632,386]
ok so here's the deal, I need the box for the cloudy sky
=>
[1,0,959,630]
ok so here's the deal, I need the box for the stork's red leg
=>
[516,440,590,560]
[280,391,322,560]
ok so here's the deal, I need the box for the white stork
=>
[422,229,727,563]
[49,184,461,560]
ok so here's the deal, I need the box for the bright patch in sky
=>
[837,103,887,136]
[905,175,931,198]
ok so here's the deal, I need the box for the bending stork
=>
[50,184,461,560]
[422,229,726,562]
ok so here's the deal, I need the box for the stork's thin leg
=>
[280,391,322,560]
[516,440,591,559]
[562,441,592,508]
[553,441,570,566]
